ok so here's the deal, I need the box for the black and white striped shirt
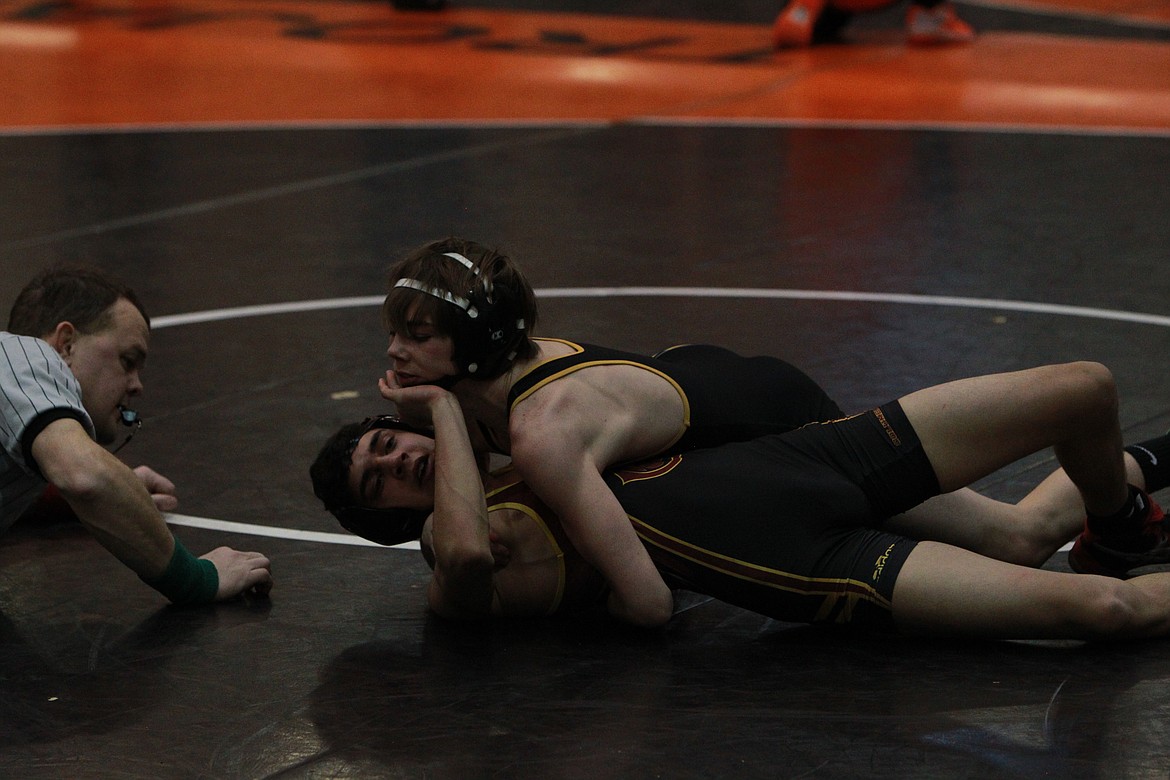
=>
[0,332,94,533]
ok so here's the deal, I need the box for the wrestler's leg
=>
[887,489,1073,566]
[888,450,1149,567]
[893,541,1170,639]
[898,361,1129,517]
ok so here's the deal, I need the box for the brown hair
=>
[383,238,538,377]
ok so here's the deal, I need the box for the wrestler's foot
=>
[906,2,975,45]
[1069,493,1170,578]
[773,0,828,48]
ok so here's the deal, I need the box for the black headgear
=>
[394,251,527,378]
[319,415,432,546]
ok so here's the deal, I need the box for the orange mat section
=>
[1,1,1168,130]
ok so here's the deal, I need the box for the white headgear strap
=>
[392,251,493,318]
[394,279,478,318]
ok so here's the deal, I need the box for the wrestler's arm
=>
[510,427,674,628]
[380,378,496,618]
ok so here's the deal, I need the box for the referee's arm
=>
[30,416,175,579]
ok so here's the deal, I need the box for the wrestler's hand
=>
[379,372,452,428]
[201,546,273,599]
[381,368,444,391]
[133,465,179,512]
[382,368,405,392]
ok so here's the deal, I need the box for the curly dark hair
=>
[309,421,366,513]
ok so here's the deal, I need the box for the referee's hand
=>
[132,465,178,512]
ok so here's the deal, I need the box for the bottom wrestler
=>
[312,362,1170,639]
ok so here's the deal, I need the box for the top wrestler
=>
[326,236,1170,627]
[2,266,272,604]
[311,365,1170,639]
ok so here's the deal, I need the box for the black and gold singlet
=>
[603,401,939,627]
[490,401,939,628]
[507,341,844,453]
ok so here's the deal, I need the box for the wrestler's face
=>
[60,298,149,445]
[386,307,458,388]
[346,426,437,512]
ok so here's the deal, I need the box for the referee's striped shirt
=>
[1,332,93,533]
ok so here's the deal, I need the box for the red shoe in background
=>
[906,2,976,45]
[773,0,829,48]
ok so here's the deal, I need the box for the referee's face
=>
[65,298,150,445]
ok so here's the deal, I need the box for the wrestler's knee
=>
[1070,576,1167,638]
[1060,361,1119,422]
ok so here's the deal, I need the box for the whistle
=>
[114,406,142,453]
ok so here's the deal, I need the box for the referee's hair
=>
[7,266,149,337]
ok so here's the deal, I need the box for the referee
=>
[2,267,272,605]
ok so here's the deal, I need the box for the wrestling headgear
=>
[310,414,432,546]
[394,251,527,379]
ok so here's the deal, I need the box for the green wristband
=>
[142,537,219,605]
